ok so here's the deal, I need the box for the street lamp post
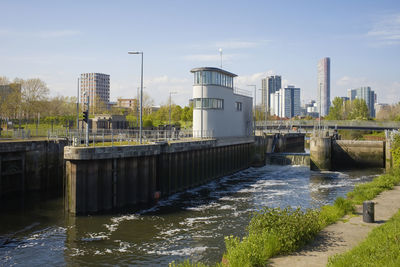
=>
[319,83,322,133]
[169,91,178,140]
[258,88,264,129]
[128,51,144,144]
[76,77,80,131]
[248,85,257,136]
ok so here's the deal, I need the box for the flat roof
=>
[190,67,237,77]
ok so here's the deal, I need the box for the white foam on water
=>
[117,241,131,253]
[104,214,139,233]
[185,202,220,211]
[179,216,220,227]
[81,232,109,241]
[147,246,208,256]
[159,228,184,237]
[219,205,233,210]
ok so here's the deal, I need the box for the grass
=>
[327,210,400,267]
[171,168,400,267]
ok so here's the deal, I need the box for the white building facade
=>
[191,67,253,138]
[269,86,301,118]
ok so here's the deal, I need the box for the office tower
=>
[80,73,110,112]
[261,75,281,115]
[347,86,377,117]
[317,57,330,116]
[269,85,301,118]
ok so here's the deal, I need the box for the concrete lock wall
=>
[332,140,385,169]
[310,137,332,171]
[0,140,67,199]
[64,138,256,215]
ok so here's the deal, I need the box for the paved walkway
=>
[269,185,400,267]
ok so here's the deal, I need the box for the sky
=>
[0,0,399,107]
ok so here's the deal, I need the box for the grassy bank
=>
[327,209,400,267]
[171,168,400,267]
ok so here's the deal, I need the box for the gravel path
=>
[269,185,400,267]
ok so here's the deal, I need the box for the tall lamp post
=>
[319,83,322,133]
[128,51,144,144]
[169,91,178,126]
[169,91,178,140]
[76,77,80,131]
[248,85,257,136]
[258,88,264,130]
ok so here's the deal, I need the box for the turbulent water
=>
[0,165,381,266]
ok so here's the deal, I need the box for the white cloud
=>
[235,71,275,89]
[367,14,400,45]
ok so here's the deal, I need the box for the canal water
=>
[0,165,381,266]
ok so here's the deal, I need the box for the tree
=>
[348,99,369,120]
[171,105,182,122]
[326,97,344,120]
[14,78,50,119]
[1,86,21,119]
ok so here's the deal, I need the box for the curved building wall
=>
[192,84,252,138]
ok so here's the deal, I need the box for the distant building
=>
[80,73,110,112]
[261,75,281,115]
[190,67,253,138]
[317,57,330,116]
[0,83,21,104]
[270,85,301,118]
[347,87,376,117]
[117,98,137,110]
[340,96,350,102]
[375,103,389,117]
[78,114,128,131]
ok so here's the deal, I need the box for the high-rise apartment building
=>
[317,57,330,116]
[80,73,110,112]
[261,75,281,115]
[270,85,301,118]
[347,86,377,117]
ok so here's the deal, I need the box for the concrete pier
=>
[310,137,332,171]
[310,137,386,171]
[64,138,257,215]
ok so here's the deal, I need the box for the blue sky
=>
[0,0,399,106]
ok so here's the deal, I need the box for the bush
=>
[392,134,400,168]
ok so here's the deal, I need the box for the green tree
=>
[171,105,182,122]
[348,99,369,120]
[326,97,344,120]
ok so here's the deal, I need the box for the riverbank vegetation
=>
[327,209,400,267]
